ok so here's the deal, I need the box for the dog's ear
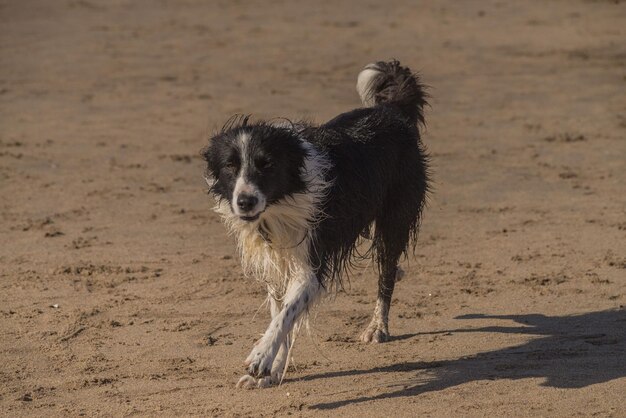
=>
[200,143,212,164]
[202,135,224,168]
[203,172,216,190]
[201,143,218,188]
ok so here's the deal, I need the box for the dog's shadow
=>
[302,309,625,410]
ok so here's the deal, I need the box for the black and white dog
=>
[203,60,430,388]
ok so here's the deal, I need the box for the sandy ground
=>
[1,0,625,416]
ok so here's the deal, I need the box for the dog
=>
[202,60,430,388]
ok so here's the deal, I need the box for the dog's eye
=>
[225,158,240,171]
[256,158,273,170]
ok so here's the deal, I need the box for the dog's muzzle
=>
[232,176,267,221]
[236,193,262,221]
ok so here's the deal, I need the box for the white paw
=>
[244,342,274,377]
[360,324,389,343]
[236,374,257,389]
[236,375,272,389]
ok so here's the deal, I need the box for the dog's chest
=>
[234,216,311,298]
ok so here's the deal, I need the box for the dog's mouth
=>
[239,213,261,222]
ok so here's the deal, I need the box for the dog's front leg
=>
[237,273,320,388]
[268,297,289,385]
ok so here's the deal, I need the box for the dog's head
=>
[203,119,308,222]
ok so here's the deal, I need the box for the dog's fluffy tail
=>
[356,60,427,126]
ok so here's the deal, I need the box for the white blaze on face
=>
[232,132,267,218]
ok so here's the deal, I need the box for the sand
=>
[1,0,625,416]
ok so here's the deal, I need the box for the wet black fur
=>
[203,60,430,291]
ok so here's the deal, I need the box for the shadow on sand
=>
[305,309,625,410]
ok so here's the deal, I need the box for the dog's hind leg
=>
[237,272,320,388]
[361,188,422,343]
[360,261,403,343]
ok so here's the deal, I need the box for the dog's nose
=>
[237,194,258,212]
